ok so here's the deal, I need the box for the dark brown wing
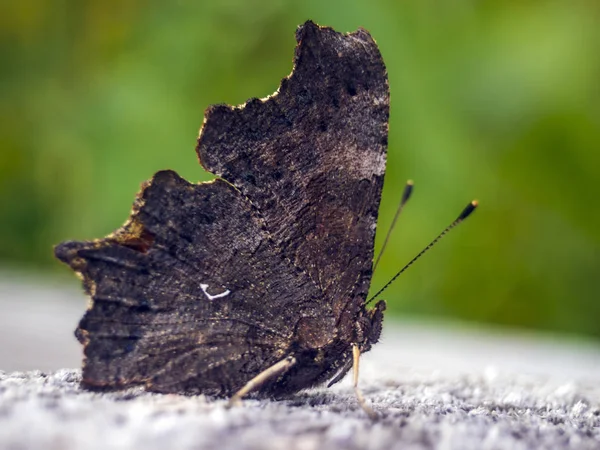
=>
[55,21,389,396]
[197,21,389,319]
[55,171,325,395]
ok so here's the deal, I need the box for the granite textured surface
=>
[1,276,600,449]
[1,366,599,450]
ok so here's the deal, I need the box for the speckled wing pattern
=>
[55,21,389,397]
[197,22,388,325]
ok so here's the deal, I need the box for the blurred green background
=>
[1,1,599,338]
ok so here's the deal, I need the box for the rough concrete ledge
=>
[1,367,599,450]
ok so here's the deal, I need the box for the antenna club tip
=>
[406,179,414,186]
[457,200,478,221]
[401,180,414,204]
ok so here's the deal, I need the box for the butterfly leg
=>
[228,355,297,406]
[352,344,378,419]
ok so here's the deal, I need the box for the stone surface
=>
[1,366,599,450]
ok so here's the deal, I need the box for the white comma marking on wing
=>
[200,283,231,301]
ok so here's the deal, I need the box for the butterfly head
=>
[356,299,386,353]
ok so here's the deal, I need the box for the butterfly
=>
[55,21,391,416]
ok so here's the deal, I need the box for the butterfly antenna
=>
[366,200,478,305]
[372,180,414,273]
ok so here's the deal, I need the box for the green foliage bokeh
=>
[1,1,599,338]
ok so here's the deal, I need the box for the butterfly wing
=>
[56,171,324,395]
[197,21,389,321]
[56,22,388,396]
